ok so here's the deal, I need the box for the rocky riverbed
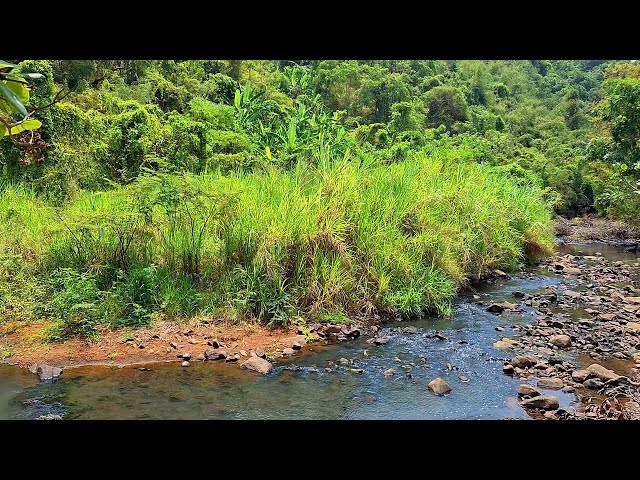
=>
[486,242,640,419]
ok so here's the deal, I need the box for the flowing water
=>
[1,243,637,420]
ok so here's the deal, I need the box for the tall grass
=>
[0,150,554,337]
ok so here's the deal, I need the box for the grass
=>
[0,148,554,338]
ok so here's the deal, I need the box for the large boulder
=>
[241,356,273,375]
[517,384,542,398]
[537,377,564,390]
[29,364,63,383]
[586,364,620,382]
[428,378,452,396]
[571,369,591,383]
[520,395,559,410]
[550,335,572,348]
[511,355,537,368]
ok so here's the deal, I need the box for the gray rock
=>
[292,341,302,350]
[517,384,542,397]
[537,377,564,390]
[520,395,560,410]
[583,378,604,389]
[204,349,226,360]
[255,347,266,359]
[571,370,593,383]
[338,358,350,365]
[350,368,364,374]
[384,368,396,376]
[428,377,452,395]
[373,337,390,345]
[180,352,191,361]
[37,414,63,420]
[181,360,190,367]
[29,364,63,383]
[562,290,582,299]
[282,348,296,356]
[241,356,273,375]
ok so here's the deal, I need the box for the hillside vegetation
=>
[1,59,637,339]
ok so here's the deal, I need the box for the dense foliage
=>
[4,59,635,339]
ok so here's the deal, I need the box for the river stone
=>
[373,337,390,345]
[428,378,452,395]
[181,360,190,367]
[493,338,519,350]
[517,384,542,397]
[241,356,273,375]
[487,303,505,313]
[384,368,396,376]
[583,378,604,389]
[204,349,226,360]
[550,335,572,348]
[563,267,582,275]
[586,364,620,382]
[338,358,350,365]
[180,352,191,361]
[520,395,559,410]
[292,341,303,350]
[562,290,582,299]
[571,369,592,382]
[350,368,364,374]
[208,339,220,348]
[29,364,64,383]
[626,297,640,305]
[255,348,266,359]
[599,313,617,322]
[280,348,294,356]
[503,364,515,375]
[626,322,640,333]
[537,377,564,390]
[512,355,537,368]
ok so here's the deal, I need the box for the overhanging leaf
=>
[0,81,28,116]
[7,119,41,135]
[0,123,7,137]
[4,72,43,80]
[5,80,29,104]
[0,60,18,69]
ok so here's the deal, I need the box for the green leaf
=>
[0,123,6,137]
[5,72,43,80]
[265,145,272,160]
[0,60,18,69]
[5,80,29,104]
[0,81,28,116]
[234,89,241,109]
[7,119,41,136]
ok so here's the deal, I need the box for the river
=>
[0,242,636,420]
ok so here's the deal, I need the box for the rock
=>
[180,352,191,361]
[563,267,582,275]
[563,385,576,393]
[324,325,342,334]
[373,337,390,345]
[512,291,526,298]
[571,369,591,382]
[537,377,564,390]
[584,308,599,315]
[282,348,295,356]
[239,350,248,357]
[493,338,519,350]
[511,355,537,368]
[487,303,505,313]
[503,364,515,375]
[493,269,508,277]
[562,290,582,299]
[207,339,220,348]
[241,356,273,375]
[181,360,190,367]
[196,354,205,361]
[586,363,620,382]
[37,414,63,420]
[384,368,396,376]
[169,342,178,349]
[550,335,572,348]
[626,322,640,333]
[338,358,350,365]
[350,368,364,374]
[292,341,302,350]
[30,364,63,383]
[517,384,542,397]
[225,354,239,362]
[458,375,470,382]
[403,326,419,334]
[204,349,226,360]
[520,395,560,410]
[495,326,505,332]
[255,348,266,359]
[599,313,617,322]
[583,378,604,389]
[626,296,640,305]
[428,378,452,395]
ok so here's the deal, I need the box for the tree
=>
[424,86,468,129]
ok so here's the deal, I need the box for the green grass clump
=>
[0,149,554,338]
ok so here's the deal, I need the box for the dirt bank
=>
[555,215,640,244]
